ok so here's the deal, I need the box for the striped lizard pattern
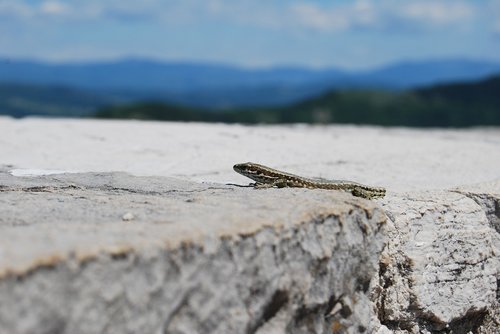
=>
[233,162,386,199]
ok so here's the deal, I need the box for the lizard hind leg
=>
[352,187,373,199]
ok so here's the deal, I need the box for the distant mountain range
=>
[94,75,500,127]
[1,58,500,109]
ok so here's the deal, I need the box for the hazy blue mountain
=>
[1,58,499,108]
[2,57,499,91]
[0,58,346,92]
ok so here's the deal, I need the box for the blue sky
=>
[1,0,499,69]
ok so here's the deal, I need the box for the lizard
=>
[233,162,386,199]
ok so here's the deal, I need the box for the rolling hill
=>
[93,75,500,127]
[0,83,119,118]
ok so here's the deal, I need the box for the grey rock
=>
[373,188,499,333]
[0,170,386,334]
[455,181,500,334]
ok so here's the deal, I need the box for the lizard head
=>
[233,162,278,183]
[233,162,259,176]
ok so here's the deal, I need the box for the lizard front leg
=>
[253,179,288,188]
[253,182,274,189]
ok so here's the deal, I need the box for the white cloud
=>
[289,1,387,32]
[0,0,484,33]
[0,0,160,21]
[290,4,350,31]
[40,1,70,16]
[286,0,477,32]
[398,2,475,25]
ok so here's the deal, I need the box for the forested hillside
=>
[94,76,500,127]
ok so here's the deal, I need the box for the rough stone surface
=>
[455,181,500,334]
[0,170,386,334]
[1,119,499,333]
[373,189,499,334]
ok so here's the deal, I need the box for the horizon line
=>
[2,55,500,72]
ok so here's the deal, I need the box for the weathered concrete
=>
[0,170,386,334]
